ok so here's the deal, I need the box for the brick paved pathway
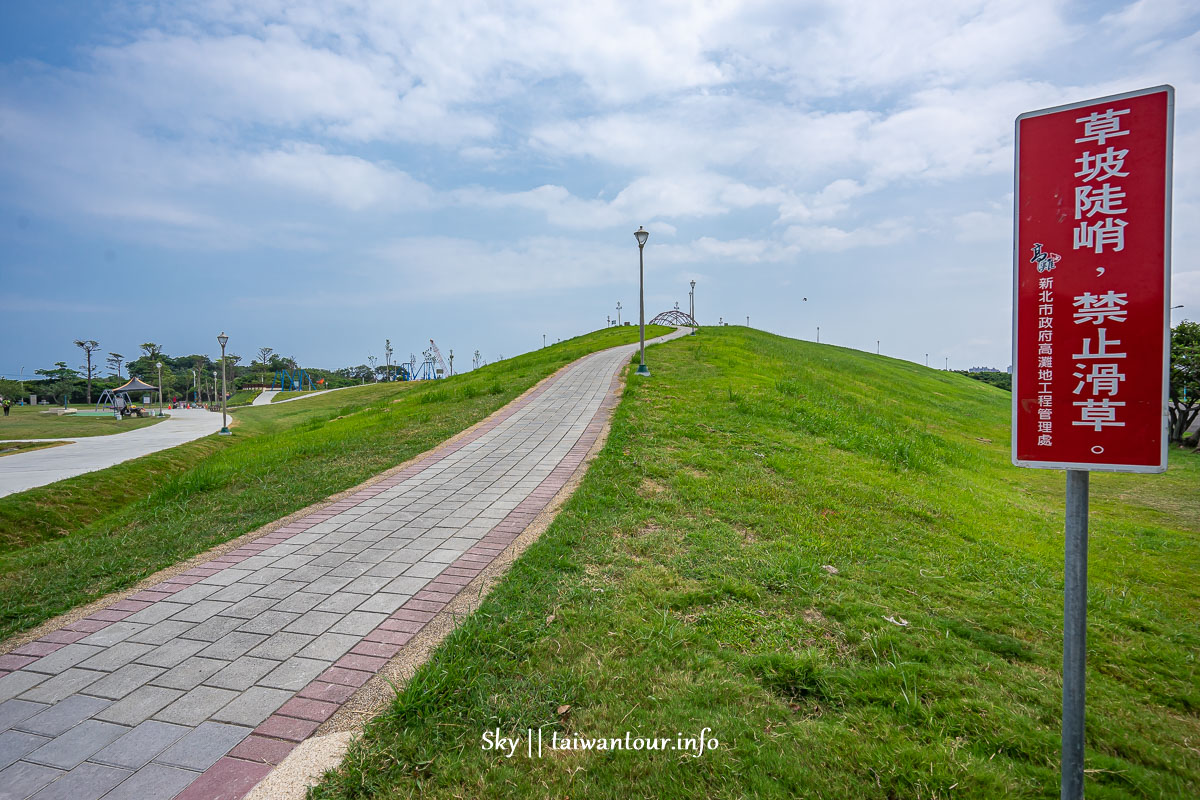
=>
[0,330,683,800]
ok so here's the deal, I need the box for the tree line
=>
[0,340,358,406]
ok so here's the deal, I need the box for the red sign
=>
[1013,86,1174,473]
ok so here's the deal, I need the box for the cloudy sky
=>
[1,0,1197,377]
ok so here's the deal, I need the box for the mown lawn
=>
[0,326,670,639]
[226,389,262,406]
[0,403,163,439]
[272,389,323,402]
[314,326,1199,800]
[0,442,68,457]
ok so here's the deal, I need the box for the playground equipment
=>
[274,368,313,391]
[95,376,157,417]
[398,339,449,381]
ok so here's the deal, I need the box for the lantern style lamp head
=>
[217,332,229,349]
[156,362,162,370]
[634,226,649,248]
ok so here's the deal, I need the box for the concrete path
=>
[0,330,685,800]
[0,410,226,499]
[250,391,278,406]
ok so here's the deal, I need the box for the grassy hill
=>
[0,325,670,638]
[316,327,1199,800]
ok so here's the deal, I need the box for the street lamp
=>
[217,332,231,435]
[689,280,696,323]
[616,301,623,326]
[212,371,216,406]
[634,226,650,376]
[816,326,820,343]
[448,349,454,376]
[543,334,546,348]
[192,369,197,405]
[156,362,163,416]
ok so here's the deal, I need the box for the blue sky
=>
[1,0,1197,378]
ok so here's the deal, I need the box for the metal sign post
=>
[1013,86,1173,800]
[1061,469,1088,800]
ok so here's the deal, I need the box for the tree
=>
[256,347,274,384]
[367,354,378,381]
[106,352,125,379]
[140,342,163,360]
[1169,320,1200,444]
[226,353,242,383]
[73,339,101,403]
[35,362,80,405]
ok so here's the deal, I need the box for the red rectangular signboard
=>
[1013,86,1174,473]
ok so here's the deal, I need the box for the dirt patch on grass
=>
[638,478,666,496]
[802,608,828,625]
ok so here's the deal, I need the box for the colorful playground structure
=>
[274,368,313,391]
[392,340,449,381]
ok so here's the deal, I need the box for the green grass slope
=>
[315,327,1199,800]
[0,325,670,639]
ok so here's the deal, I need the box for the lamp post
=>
[689,280,696,324]
[616,301,622,326]
[212,371,216,406]
[634,226,650,376]
[543,334,546,348]
[217,333,230,434]
[449,349,454,376]
[156,362,163,416]
[191,369,197,405]
[877,340,880,354]
[817,326,820,343]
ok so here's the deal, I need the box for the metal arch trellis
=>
[648,309,698,327]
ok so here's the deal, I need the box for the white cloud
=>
[244,144,433,211]
[783,219,915,252]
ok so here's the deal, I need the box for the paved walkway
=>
[0,410,227,499]
[0,330,684,800]
[250,391,278,406]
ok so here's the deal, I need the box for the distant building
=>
[968,366,1001,373]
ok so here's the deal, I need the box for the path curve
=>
[0,328,687,800]
[0,409,226,499]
